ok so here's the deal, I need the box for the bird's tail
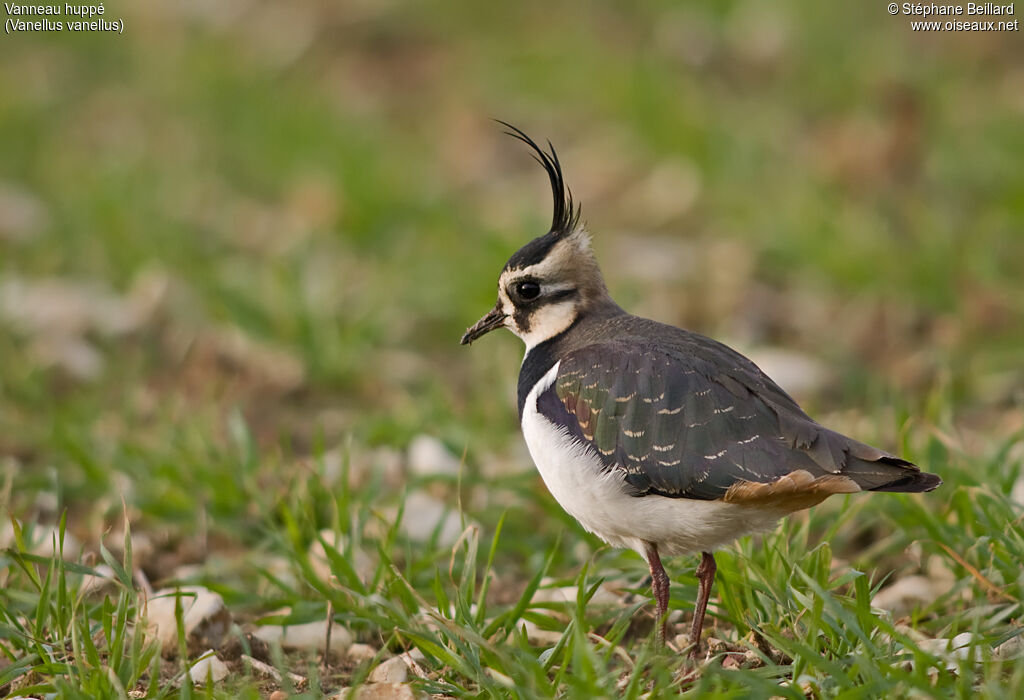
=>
[841,452,942,493]
[808,425,943,493]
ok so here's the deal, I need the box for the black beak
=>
[461,303,507,345]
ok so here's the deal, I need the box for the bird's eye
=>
[514,281,541,301]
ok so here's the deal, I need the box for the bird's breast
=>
[521,372,643,551]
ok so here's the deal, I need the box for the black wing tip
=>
[493,119,581,235]
[868,471,943,493]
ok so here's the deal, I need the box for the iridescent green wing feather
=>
[535,340,928,499]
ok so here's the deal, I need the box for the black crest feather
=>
[497,121,581,236]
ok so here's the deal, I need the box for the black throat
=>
[515,298,626,420]
[516,318,580,419]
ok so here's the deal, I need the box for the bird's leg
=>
[643,541,670,646]
[688,551,717,660]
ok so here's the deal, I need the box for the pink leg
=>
[688,551,716,660]
[643,541,671,646]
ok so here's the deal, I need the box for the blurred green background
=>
[2,0,1024,695]
[3,0,1023,567]
[1,0,1023,693]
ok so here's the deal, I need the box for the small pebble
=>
[408,435,461,477]
[332,684,424,700]
[872,575,943,616]
[147,586,232,656]
[369,655,409,684]
[188,650,229,684]
[346,643,380,663]
[398,491,470,547]
[254,619,353,655]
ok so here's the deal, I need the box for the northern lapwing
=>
[461,124,942,659]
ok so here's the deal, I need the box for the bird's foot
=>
[668,633,705,664]
[683,637,705,664]
[672,644,709,686]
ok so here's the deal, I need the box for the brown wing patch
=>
[721,470,861,512]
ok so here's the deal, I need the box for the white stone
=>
[0,271,168,380]
[892,623,930,643]
[398,491,471,547]
[407,435,462,478]
[399,649,427,678]
[479,444,534,478]
[369,655,409,684]
[318,448,346,484]
[743,347,827,398]
[146,586,232,655]
[1011,472,1024,510]
[188,650,229,684]
[254,619,353,654]
[0,273,164,339]
[26,526,82,560]
[346,643,380,663]
[80,564,117,596]
[917,632,984,670]
[331,684,424,700]
[343,446,405,489]
[871,575,943,616]
[170,564,205,581]
[32,335,103,380]
[995,635,1024,660]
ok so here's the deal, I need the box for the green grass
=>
[4,431,1024,697]
[2,0,1023,697]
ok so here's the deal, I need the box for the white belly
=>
[521,361,783,558]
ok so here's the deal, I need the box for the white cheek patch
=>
[498,265,579,347]
[518,300,578,350]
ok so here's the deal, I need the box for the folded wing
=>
[535,340,940,502]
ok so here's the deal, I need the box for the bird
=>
[460,124,942,660]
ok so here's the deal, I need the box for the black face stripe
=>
[511,288,579,334]
[547,288,578,303]
[513,307,533,334]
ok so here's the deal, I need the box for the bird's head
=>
[461,125,614,350]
